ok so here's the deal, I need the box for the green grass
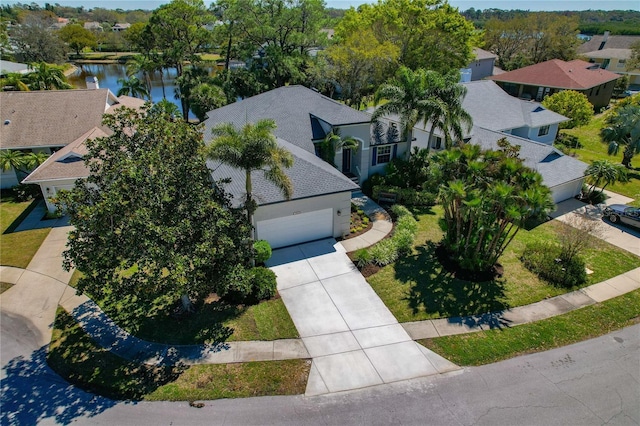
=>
[367,206,640,322]
[1,282,14,293]
[562,112,640,204]
[0,194,50,268]
[48,307,309,401]
[421,289,640,366]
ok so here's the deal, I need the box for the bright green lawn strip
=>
[0,195,50,268]
[368,206,640,322]
[562,112,640,204]
[48,307,309,401]
[421,289,640,366]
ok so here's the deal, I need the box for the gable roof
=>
[462,80,567,132]
[0,89,144,150]
[202,85,371,154]
[581,48,632,60]
[472,47,497,61]
[22,127,107,183]
[207,137,358,207]
[578,34,640,54]
[488,59,620,90]
[469,127,588,189]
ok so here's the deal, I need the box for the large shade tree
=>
[431,141,554,273]
[207,119,293,231]
[58,105,251,314]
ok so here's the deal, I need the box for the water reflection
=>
[69,63,190,117]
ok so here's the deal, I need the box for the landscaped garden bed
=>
[365,206,640,323]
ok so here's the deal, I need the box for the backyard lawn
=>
[562,111,640,204]
[48,307,309,401]
[367,206,640,322]
[0,194,50,268]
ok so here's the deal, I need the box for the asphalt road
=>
[3,323,637,425]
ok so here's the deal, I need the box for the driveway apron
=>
[267,238,459,396]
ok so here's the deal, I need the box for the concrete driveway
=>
[551,192,639,256]
[266,238,458,396]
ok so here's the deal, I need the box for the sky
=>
[9,0,640,11]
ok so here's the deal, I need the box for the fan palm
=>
[27,62,72,90]
[207,119,294,231]
[601,104,640,168]
[117,76,150,99]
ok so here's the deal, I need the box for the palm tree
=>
[372,67,432,144]
[126,54,155,96]
[319,129,359,167]
[372,67,472,151]
[584,160,629,201]
[0,72,30,91]
[207,119,294,232]
[426,72,473,150]
[0,150,49,181]
[117,76,150,100]
[601,104,640,168]
[27,62,72,90]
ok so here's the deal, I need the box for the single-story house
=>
[488,59,620,109]
[202,85,388,248]
[1,87,144,204]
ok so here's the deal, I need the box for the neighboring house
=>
[0,60,31,77]
[580,49,639,87]
[488,59,620,109]
[577,32,640,55]
[1,88,144,209]
[84,21,103,31]
[379,80,586,203]
[460,47,497,82]
[112,23,131,32]
[203,85,397,248]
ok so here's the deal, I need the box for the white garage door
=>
[256,208,333,249]
[551,179,584,203]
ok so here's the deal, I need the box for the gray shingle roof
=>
[22,127,107,183]
[462,80,568,131]
[207,137,358,207]
[0,89,144,150]
[202,85,371,154]
[469,127,588,189]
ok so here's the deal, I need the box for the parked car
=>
[603,204,640,229]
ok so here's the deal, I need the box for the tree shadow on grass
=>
[1,346,121,425]
[394,242,512,329]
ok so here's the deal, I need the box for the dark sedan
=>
[603,204,640,229]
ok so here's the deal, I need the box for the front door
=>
[342,148,351,173]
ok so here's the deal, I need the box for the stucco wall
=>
[470,58,495,81]
[253,191,352,239]
[36,179,78,212]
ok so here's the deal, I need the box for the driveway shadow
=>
[1,346,120,425]
[394,243,511,329]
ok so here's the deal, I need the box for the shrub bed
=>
[521,242,587,288]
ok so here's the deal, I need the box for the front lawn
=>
[0,194,50,268]
[421,289,640,366]
[561,112,640,204]
[48,307,309,401]
[367,206,640,322]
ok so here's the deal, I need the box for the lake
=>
[69,63,193,118]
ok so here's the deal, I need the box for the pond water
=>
[69,63,192,118]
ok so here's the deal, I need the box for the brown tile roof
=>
[0,89,142,150]
[488,59,620,90]
[577,35,640,54]
[22,127,107,183]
